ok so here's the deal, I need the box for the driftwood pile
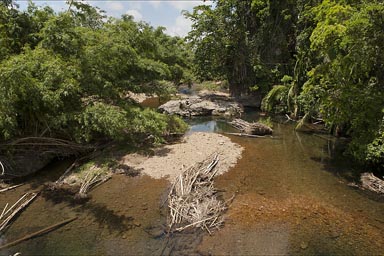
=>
[77,167,111,198]
[0,192,38,233]
[230,119,273,136]
[361,172,384,194]
[167,154,226,234]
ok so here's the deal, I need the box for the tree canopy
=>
[187,0,384,171]
[0,0,189,144]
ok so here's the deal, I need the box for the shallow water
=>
[1,117,383,255]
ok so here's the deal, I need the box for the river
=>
[0,112,383,255]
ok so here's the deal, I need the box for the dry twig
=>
[0,192,38,233]
[167,154,226,234]
[0,184,24,193]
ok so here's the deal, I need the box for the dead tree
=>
[230,119,273,135]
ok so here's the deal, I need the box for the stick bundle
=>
[77,167,111,197]
[0,192,38,233]
[167,154,226,234]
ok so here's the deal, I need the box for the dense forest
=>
[186,0,384,173]
[1,0,384,173]
[0,0,189,145]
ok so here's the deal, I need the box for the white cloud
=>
[126,9,143,21]
[166,14,193,37]
[107,2,124,11]
[168,0,212,10]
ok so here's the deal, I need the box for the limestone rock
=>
[158,96,243,117]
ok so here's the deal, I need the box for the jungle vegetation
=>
[186,0,384,172]
[1,0,384,172]
[0,0,189,145]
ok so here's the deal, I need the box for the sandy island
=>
[121,132,243,180]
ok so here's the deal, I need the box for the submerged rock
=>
[158,95,243,117]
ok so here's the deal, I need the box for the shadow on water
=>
[40,188,134,233]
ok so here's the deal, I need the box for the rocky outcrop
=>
[158,95,243,117]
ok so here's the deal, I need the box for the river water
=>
[1,113,383,255]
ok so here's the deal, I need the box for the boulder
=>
[158,96,243,117]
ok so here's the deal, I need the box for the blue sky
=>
[16,0,213,37]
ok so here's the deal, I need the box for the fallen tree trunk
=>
[229,119,273,135]
[361,172,384,194]
[224,132,273,138]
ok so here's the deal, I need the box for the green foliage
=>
[258,117,273,129]
[186,0,298,97]
[296,1,384,169]
[195,81,222,92]
[261,85,289,114]
[0,47,81,139]
[0,1,190,144]
[366,126,384,170]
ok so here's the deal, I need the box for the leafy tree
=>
[186,0,299,97]
[298,1,384,169]
[0,1,190,144]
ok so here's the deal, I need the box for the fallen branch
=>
[229,119,273,135]
[0,217,77,250]
[361,173,384,194]
[0,184,24,193]
[224,132,272,138]
[285,114,297,122]
[0,160,4,175]
[0,193,38,233]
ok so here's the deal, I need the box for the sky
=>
[16,0,213,37]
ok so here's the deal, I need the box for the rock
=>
[330,231,340,239]
[146,227,164,239]
[158,95,243,117]
[300,241,308,249]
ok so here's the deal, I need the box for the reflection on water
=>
[1,115,384,255]
[186,117,236,134]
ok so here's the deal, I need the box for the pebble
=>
[300,241,308,249]
[147,228,164,238]
[330,231,340,239]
